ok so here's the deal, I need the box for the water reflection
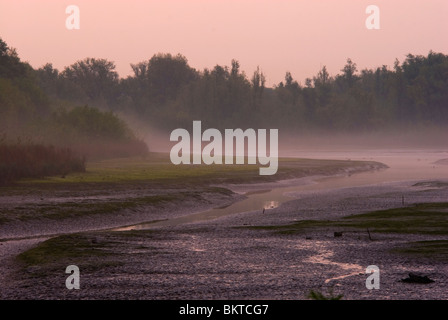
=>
[263,201,279,210]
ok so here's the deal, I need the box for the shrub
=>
[0,142,85,185]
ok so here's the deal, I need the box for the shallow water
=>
[115,149,448,231]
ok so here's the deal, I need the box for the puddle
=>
[263,201,279,210]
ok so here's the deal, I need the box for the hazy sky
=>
[1,0,447,86]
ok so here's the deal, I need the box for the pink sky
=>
[1,0,447,86]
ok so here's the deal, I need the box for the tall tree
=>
[61,58,119,106]
[251,66,266,107]
[130,53,197,104]
[338,58,358,88]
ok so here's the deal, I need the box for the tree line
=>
[2,35,448,136]
[2,36,446,183]
[33,49,448,133]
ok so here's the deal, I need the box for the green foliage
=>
[3,35,448,142]
[307,289,343,300]
[130,53,197,104]
[53,105,132,140]
[0,38,28,79]
[245,202,448,236]
[156,52,448,131]
[0,37,148,163]
[392,240,448,262]
[17,234,107,266]
[0,40,50,133]
[27,42,448,132]
[41,106,149,159]
[59,58,119,107]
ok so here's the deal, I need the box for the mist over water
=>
[142,127,448,184]
[117,130,448,231]
[286,149,448,184]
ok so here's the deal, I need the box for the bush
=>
[47,106,149,159]
[0,142,85,185]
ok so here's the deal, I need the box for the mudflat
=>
[0,153,447,300]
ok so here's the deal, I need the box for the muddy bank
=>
[1,178,447,300]
[0,157,387,240]
[0,158,387,299]
[215,179,448,228]
[1,150,446,300]
[0,186,244,240]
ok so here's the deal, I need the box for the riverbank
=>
[1,178,447,300]
[1,152,447,300]
[0,154,386,239]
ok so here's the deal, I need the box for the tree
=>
[61,58,119,106]
[313,66,332,114]
[339,58,358,88]
[0,38,27,79]
[251,66,266,107]
[35,63,60,96]
[129,53,197,104]
[313,66,331,87]
[231,59,240,77]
